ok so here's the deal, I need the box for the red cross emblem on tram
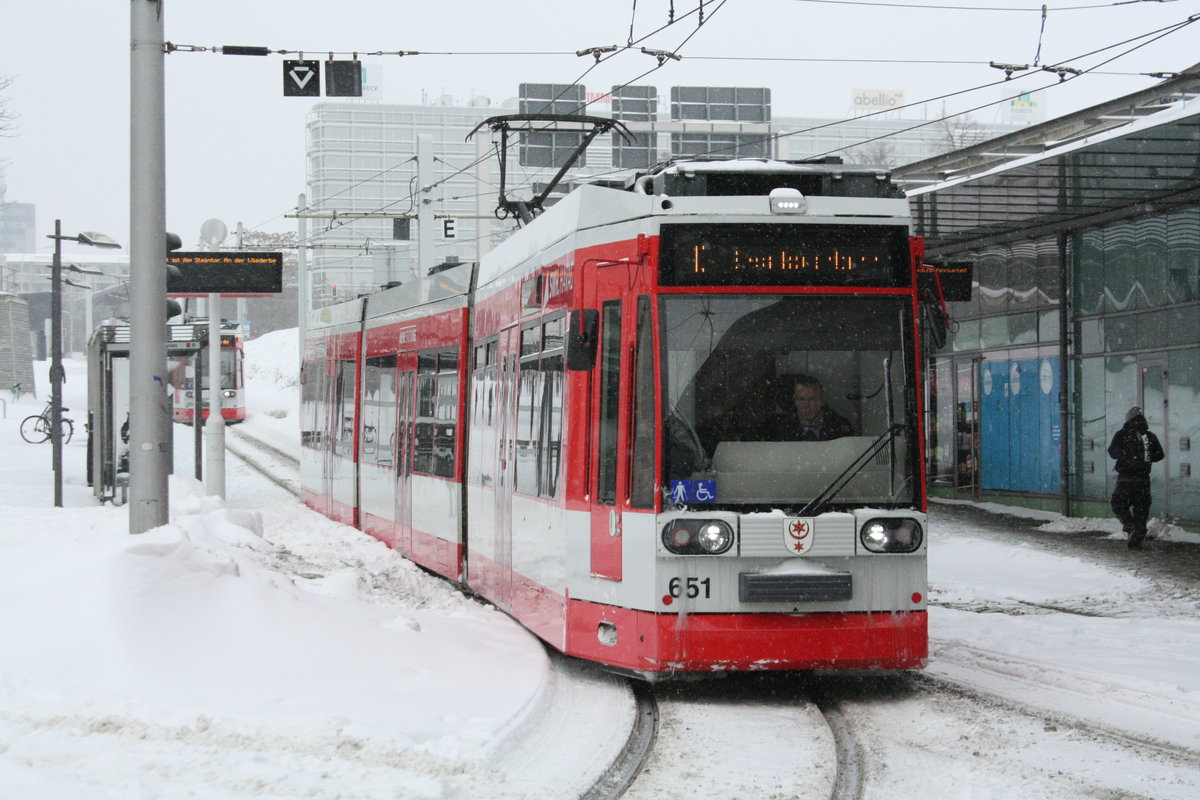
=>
[786,519,812,553]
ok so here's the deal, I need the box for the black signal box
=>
[325,60,363,97]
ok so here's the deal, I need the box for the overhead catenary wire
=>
[228,5,1194,253]
[490,9,1197,203]
[781,0,1182,11]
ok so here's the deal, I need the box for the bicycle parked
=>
[20,401,75,445]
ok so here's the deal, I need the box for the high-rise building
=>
[0,175,38,263]
[302,83,1025,309]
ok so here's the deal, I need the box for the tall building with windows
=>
[302,83,1023,310]
[0,177,37,256]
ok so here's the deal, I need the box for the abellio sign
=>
[852,89,905,110]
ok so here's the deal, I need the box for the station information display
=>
[657,223,910,287]
[166,251,284,297]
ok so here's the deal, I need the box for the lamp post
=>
[46,221,120,507]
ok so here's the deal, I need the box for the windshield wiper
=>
[798,423,905,517]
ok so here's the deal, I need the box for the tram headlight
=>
[222,390,236,399]
[859,518,923,554]
[662,519,735,555]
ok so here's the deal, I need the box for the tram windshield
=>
[195,348,237,391]
[661,295,917,509]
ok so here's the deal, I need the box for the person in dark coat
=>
[763,374,856,441]
[1108,406,1165,550]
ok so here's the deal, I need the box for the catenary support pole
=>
[417,135,434,280]
[50,220,65,507]
[475,130,493,262]
[297,193,307,348]
[129,0,170,533]
[205,296,225,498]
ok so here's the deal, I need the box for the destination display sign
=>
[917,261,974,302]
[658,223,910,288]
[167,251,284,297]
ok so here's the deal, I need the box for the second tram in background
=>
[301,154,948,678]
[169,325,246,424]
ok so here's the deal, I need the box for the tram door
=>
[494,327,519,607]
[394,361,415,555]
[1138,355,1169,517]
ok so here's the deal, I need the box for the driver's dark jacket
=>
[762,406,856,441]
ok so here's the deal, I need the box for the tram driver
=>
[761,374,856,442]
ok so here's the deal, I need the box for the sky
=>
[2,1,1198,255]
[0,330,1198,797]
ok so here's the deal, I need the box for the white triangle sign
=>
[289,66,314,89]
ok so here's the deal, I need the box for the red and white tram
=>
[301,157,937,677]
[169,327,247,424]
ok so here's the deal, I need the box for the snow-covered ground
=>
[1,328,1197,799]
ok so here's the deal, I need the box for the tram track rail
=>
[579,680,658,800]
[814,692,866,800]
[224,424,301,496]
[918,657,1200,768]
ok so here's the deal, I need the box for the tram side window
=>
[515,317,566,499]
[515,325,543,494]
[470,340,498,486]
[334,359,356,457]
[414,351,437,475]
[414,348,459,479]
[300,360,322,449]
[539,317,565,499]
[629,297,655,509]
[434,349,458,478]
[597,301,622,505]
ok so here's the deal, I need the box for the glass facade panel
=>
[951,319,979,352]
[1103,224,1137,312]
[980,316,1008,349]
[1169,305,1200,346]
[1167,208,1199,302]
[1038,310,1058,343]
[1076,357,1107,497]
[1008,313,1037,346]
[930,359,956,485]
[1075,230,1106,315]
[1008,242,1037,309]
[1103,314,1136,352]
[1137,216,1171,307]
[1133,309,1172,350]
[1078,318,1103,354]
[1168,349,1200,521]
[976,251,1008,313]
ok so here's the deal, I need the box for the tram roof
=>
[894,64,1200,257]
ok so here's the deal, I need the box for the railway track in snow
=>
[223,422,301,496]
[609,674,864,800]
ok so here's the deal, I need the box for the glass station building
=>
[894,69,1200,526]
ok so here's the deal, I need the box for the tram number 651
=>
[668,577,711,599]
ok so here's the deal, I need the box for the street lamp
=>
[46,221,120,507]
[63,262,107,355]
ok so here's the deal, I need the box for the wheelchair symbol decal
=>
[668,480,718,504]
